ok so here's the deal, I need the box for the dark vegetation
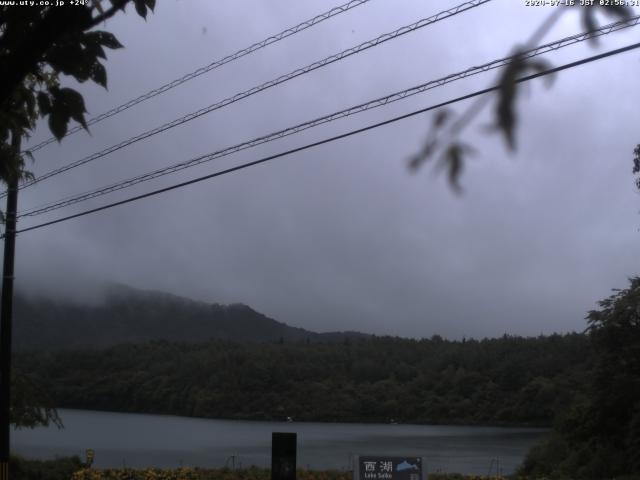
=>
[519,277,640,478]
[71,466,352,480]
[5,456,522,480]
[13,285,368,351]
[70,466,504,480]
[16,332,590,426]
[0,0,156,187]
[10,455,84,480]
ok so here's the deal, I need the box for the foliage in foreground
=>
[0,0,156,186]
[70,467,510,480]
[519,277,640,479]
[10,454,84,480]
[9,457,513,480]
[20,456,627,480]
[71,467,352,480]
[11,367,61,429]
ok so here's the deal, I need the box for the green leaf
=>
[433,109,450,128]
[46,87,89,138]
[494,51,554,150]
[582,8,598,44]
[90,62,107,88]
[45,43,94,82]
[133,0,148,18]
[81,32,107,59]
[59,88,88,130]
[23,90,36,119]
[145,0,156,11]
[581,5,632,45]
[36,92,51,115]
[633,144,640,193]
[439,142,474,193]
[408,139,437,172]
[526,58,555,87]
[20,170,35,182]
[94,31,123,50]
[48,110,67,141]
[408,111,452,172]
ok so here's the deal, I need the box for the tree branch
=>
[0,0,133,110]
[87,0,132,29]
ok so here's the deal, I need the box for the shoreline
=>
[50,406,554,430]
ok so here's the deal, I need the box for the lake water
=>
[12,409,547,475]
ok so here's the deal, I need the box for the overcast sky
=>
[8,0,640,339]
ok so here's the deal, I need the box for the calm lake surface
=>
[12,409,547,475]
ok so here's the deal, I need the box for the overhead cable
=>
[18,15,640,218]
[10,40,640,237]
[24,0,376,154]
[10,0,491,197]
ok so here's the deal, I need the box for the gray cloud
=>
[8,0,640,339]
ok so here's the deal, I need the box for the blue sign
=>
[359,456,423,480]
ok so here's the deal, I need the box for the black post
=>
[0,133,20,480]
[272,432,296,480]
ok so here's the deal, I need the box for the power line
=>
[18,16,640,219]
[24,0,375,154]
[10,41,640,238]
[10,0,491,197]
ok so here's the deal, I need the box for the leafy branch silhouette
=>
[410,5,633,191]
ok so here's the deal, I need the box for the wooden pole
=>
[0,133,20,480]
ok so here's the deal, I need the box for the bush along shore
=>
[7,457,515,480]
[70,467,508,480]
[21,456,640,480]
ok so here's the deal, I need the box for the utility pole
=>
[0,133,20,480]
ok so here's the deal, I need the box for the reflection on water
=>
[12,409,547,475]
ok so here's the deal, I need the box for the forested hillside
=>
[13,284,367,350]
[16,333,590,426]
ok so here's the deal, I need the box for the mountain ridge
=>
[14,283,369,350]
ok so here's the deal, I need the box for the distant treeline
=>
[16,333,591,426]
